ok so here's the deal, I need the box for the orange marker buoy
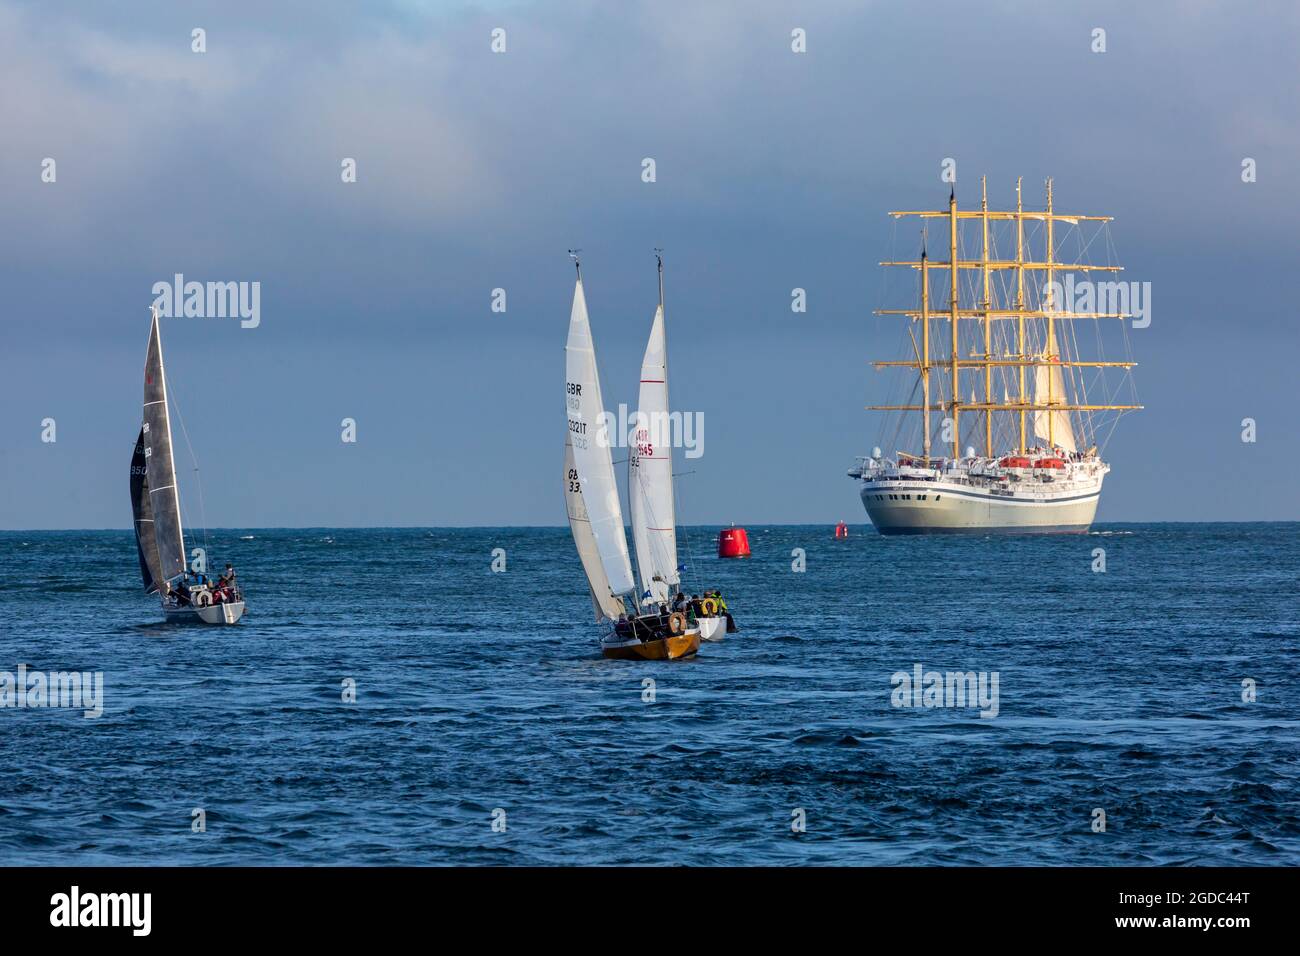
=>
[834,521,848,539]
[717,526,751,558]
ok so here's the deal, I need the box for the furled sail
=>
[142,311,187,584]
[130,427,163,593]
[564,277,636,598]
[564,436,626,621]
[628,302,678,605]
[1033,324,1077,453]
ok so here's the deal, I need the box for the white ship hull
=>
[859,469,1103,535]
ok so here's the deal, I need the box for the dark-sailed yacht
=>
[131,306,245,624]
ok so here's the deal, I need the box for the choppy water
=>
[1,524,1296,865]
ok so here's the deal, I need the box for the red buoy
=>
[718,526,751,558]
[834,521,848,539]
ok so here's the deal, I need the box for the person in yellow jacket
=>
[711,590,737,633]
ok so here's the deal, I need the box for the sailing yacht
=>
[628,254,728,642]
[132,306,245,624]
[849,178,1141,534]
[564,254,699,660]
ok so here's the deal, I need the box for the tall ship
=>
[850,178,1141,534]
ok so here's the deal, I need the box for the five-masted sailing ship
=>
[132,306,245,623]
[850,178,1141,533]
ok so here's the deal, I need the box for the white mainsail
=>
[564,436,626,621]
[564,276,636,600]
[1033,324,1077,453]
[628,301,678,605]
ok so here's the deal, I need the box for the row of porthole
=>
[869,493,942,502]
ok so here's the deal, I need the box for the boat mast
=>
[948,187,959,460]
[655,247,670,599]
[921,239,931,461]
[1016,178,1026,454]
[1044,178,1056,449]
[656,247,664,312]
[981,176,992,458]
[869,180,1141,457]
[151,303,186,578]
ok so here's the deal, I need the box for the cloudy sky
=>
[1,0,1296,528]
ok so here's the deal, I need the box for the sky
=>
[1,0,1297,529]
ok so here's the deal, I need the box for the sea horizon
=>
[5,519,1299,533]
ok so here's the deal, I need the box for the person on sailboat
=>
[220,563,239,600]
[712,590,738,633]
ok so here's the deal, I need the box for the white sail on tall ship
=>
[850,178,1141,534]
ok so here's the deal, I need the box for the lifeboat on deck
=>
[1033,458,1066,469]
[999,456,1032,469]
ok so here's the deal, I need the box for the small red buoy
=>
[834,521,848,539]
[718,526,751,558]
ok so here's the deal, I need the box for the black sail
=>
[142,313,187,584]
[130,427,163,593]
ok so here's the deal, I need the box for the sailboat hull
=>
[163,601,245,624]
[860,475,1101,534]
[601,630,700,660]
[696,617,726,642]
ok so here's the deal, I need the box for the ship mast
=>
[921,242,931,459]
[981,176,992,458]
[948,188,959,460]
[1045,177,1056,448]
[1016,178,1026,453]
[870,179,1142,460]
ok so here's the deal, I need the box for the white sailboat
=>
[628,254,727,641]
[563,254,698,660]
[132,306,245,624]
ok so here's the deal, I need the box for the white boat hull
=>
[860,475,1102,534]
[163,601,245,624]
[696,617,726,641]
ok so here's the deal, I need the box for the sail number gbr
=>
[567,382,590,448]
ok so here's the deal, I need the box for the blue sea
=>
[1,524,1296,866]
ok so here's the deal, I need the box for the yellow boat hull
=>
[601,631,700,661]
